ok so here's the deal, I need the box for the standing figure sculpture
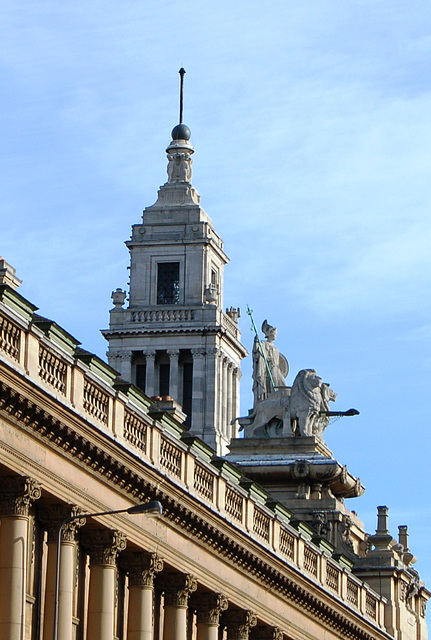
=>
[252,320,289,407]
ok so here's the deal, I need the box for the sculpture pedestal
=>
[227,436,365,557]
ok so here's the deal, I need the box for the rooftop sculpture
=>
[242,311,358,440]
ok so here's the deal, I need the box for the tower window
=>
[157,262,180,305]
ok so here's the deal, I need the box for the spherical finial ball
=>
[171,124,191,141]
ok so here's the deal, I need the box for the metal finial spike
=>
[179,68,186,124]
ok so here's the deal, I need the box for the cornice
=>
[0,374,391,640]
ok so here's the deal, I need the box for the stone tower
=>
[102,122,247,455]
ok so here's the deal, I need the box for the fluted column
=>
[144,351,156,397]
[195,593,228,640]
[159,573,197,640]
[123,552,164,640]
[167,349,180,401]
[83,529,127,640]
[222,610,257,640]
[40,504,85,640]
[0,476,41,640]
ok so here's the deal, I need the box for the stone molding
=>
[82,529,127,566]
[0,475,41,517]
[194,592,228,625]
[222,610,257,640]
[158,573,197,607]
[39,503,86,542]
[122,552,164,587]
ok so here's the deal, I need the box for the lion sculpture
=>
[244,369,336,438]
[286,369,326,437]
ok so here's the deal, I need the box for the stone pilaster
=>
[83,529,127,640]
[39,505,85,640]
[191,349,205,432]
[123,552,164,640]
[167,349,180,400]
[194,592,228,640]
[144,351,156,397]
[0,476,41,640]
[159,573,197,640]
[222,610,257,640]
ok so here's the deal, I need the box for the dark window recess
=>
[136,364,146,393]
[157,262,180,304]
[182,362,193,427]
[159,363,170,397]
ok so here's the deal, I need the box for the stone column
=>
[159,573,197,640]
[221,357,228,437]
[167,350,180,401]
[39,504,85,640]
[226,361,233,437]
[144,351,156,397]
[191,349,205,433]
[0,476,41,640]
[83,529,127,640]
[120,351,133,382]
[217,351,224,439]
[204,348,219,436]
[222,610,257,640]
[195,593,228,640]
[122,552,164,640]
[231,367,240,439]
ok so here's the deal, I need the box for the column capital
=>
[223,610,257,640]
[122,552,164,587]
[191,348,205,359]
[0,475,41,517]
[82,529,127,566]
[194,592,228,625]
[251,627,283,640]
[167,349,180,357]
[159,573,197,607]
[39,503,86,542]
[143,350,156,359]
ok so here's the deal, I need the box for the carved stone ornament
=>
[195,592,228,625]
[222,610,257,640]
[167,152,192,183]
[122,552,164,588]
[0,476,41,517]
[159,573,197,607]
[312,511,329,537]
[251,627,283,640]
[39,503,86,543]
[82,529,127,566]
[293,460,310,479]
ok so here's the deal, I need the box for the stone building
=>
[0,116,429,640]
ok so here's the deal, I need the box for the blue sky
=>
[2,0,431,604]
